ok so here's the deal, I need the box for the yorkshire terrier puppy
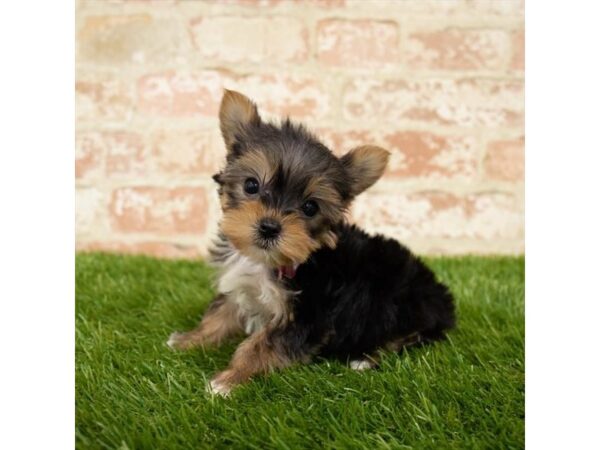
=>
[168,90,455,396]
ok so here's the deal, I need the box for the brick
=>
[233,74,331,119]
[205,0,283,6]
[404,28,511,70]
[77,241,201,259]
[151,130,225,175]
[308,0,345,6]
[316,128,375,157]
[109,187,208,234]
[77,14,190,65]
[137,70,331,119]
[484,136,524,181]
[350,0,467,15]
[511,29,525,71]
[76,188,108,236]
[77,131,145,179]
[75,132,104,179]
[352,191,523,240]
[203,0,344,6]
[384,131,478,179]
[76,73,134,122]
[322,1,521,17]
[107,130,222,176]
[469,0,524,16]
[343,78,524,128]
[317,19,398,67]
[317,129,478,180]
[137,70,229,117]
[102,131,145,177]
[78,130,224,178]
[190,16,308,63]
[104,0,178,4]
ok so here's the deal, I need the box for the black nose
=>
[258,218,281,240]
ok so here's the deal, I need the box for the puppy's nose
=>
[258,218,281,240]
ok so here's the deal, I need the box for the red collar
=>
[276,264,298,280]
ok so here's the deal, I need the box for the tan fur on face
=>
[341,145,390,197]
[278,213,321,264]
[220,200,266,253]
[221,201,321,267]
[237,150,275,186]
[318,229,338,249]
[304,176,342,206]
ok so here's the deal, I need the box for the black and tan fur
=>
[167,90,455,396]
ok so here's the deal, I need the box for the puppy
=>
[168,90,456,396]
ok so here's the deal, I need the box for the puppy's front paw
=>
[207,370,236,397]
[166,331,195,350]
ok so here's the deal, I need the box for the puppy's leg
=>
[208,326,310,396]
[385,332,423,352]
[167,294,242,350]
[350,333,423,370]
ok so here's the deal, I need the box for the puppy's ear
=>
[212,172,224,185]
[340,145,389,197]
[219,89,261,155]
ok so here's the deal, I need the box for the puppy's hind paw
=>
[350,359,374,371]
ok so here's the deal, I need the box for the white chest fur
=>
[214,250,290,335]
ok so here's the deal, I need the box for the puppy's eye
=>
[301,200,319,217]
[244,177,259,195]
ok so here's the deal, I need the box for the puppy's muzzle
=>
[257,218,281,240]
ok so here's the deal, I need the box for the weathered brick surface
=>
[137,70,228,117]
[190,16,308,63]
[76,187,108,236]
[318,129,478,180]
[484,137,525,181]
[404,28,511,71]
[352,191,523,240]
[109,187,208,234]
[342,78,524,128]
[470,0,525,16]
[76,73,134,122]
[77,14,191,65]
[76,132,105,179]
[76,0,525,256]
[511,29,525,71]
[232,74,331,119]
[77,130,222,178]
[150,130,225,175]
[317,19,398,67]
[137,71,330,120]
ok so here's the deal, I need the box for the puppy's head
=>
[214,90,389,268]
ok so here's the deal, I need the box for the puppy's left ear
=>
[219,89,261,155]
[340,145,390,197]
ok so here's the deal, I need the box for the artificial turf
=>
[75,253,524,449]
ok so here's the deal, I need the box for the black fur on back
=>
[272,223,456,360]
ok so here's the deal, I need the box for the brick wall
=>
[75,0,525,258]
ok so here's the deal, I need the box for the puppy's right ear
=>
[219,89,261,155]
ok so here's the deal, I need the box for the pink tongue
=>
[277,265,297,279]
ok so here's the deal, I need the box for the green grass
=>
[76,253,524,450]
